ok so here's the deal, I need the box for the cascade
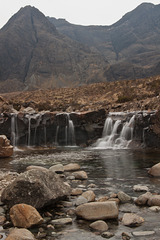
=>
[55,113,76,146]
[94,112,136,149]
[11,114,18,147]
[27,115,31,147]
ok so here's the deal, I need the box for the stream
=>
[1,147,160,239]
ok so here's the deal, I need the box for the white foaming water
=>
[94,113,135,149]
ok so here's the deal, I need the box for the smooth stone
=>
[101,231,114,238]
[149,206,160,212]
[133,185,149,192]
[117,191,131,203]
[82,190,96,202]
[75,196,88,206]
[72,171,88,180]
[148,162,160,176]
[75,201,119,220]
[64,163,81,172]
[132,231,155,236]
[10,203,43,228]
[122,213,144,227]
[5,228,35,240]
[147,195,160,206]
[71,188,83,196]
[90,220,108,232]
[49,164,64,173]
[135,192,152,205]
[26,165,47,171]
[51,218,72,225]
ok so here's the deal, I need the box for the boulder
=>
[1,169,71,208]
[148,163,160,177]
[122,213,144,227]
[72,171,88,180]
[135,192,152,205]
[71,188,83,196]
[75,201,118,220]
[6,228,35,240]
[147,195,160,206]
[82,190,96,202]
[64,163,81,171]
[0,135,13,158]
[89,220,108,232]
[10,204,43,228]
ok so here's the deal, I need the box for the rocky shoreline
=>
[0,162,160,239]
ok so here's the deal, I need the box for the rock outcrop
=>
[1,169,71,208]
[0,135,13,157]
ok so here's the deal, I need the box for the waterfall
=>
[11,114,18,147]
[27,115,31,147]
[55,113,76,146]
[94,113,136,149]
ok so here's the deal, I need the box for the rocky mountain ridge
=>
[0,3,160,92]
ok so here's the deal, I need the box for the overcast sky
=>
[0,0,160,28]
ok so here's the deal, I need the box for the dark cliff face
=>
[0,6,106,92]
[49,3,160,80]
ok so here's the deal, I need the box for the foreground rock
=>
[0,135,13,158]
[75,201,119,220]
[148,163,160,177]
[72,171,88,180]
[89,220,108,232]
[10,203,43,228]
[122,213,144,227]
[1,169,71,208]
[6,228,35,240]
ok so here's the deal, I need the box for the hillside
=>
[1,75,160,113]
[0,6,106,93]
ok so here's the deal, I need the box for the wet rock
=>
[6,228,35,240]
[1,169,71,208]
[75,201,119,220]
[148,162,160,177]
[149,206,160,212]
[26,165,47,171]
[147,195,160,206]
[71,188,83,196]
[117,191,131,203]
[101,231,114,238]
[97,196,109,202]
[49,164,64,174]
[135,192,152,205]
[122,232,131,240]
[90,220,108,232]
[75,196,88,206]
[132,231,155,236]
[10,203,43,228]
[0,135,13,158]
[51,218,72,225]
[64,163,81,172]
[122,213,144,227]
[82,190,96,202]
[88,183,97,188]
[0,215,6,224]
[133,184,149,192]
[72,171,88,180]
[108,198,120,205]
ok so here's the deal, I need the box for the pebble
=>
[132,231,155,236]
[133,185,149,192]
[51,218,73,225]
[101,231,114,238]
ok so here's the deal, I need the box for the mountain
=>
[1,3,160,93]
[49,3,160,80]
[0,6,106,92]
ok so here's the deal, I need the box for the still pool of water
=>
[0,147,160,239]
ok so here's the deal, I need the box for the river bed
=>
[0,147,160,239]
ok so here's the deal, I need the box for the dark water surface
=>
[1,147,160,239]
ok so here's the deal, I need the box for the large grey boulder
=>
[1,169,71,208]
